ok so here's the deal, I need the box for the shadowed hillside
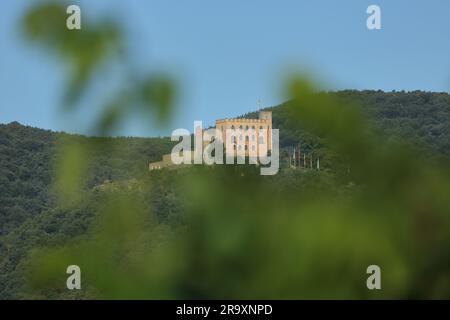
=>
[1,90,450,299]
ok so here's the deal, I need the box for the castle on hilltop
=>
[149,111,273,170]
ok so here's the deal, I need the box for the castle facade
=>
[215,111,272,157]
[149,111,273,170]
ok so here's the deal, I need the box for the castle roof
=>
[216,118,270,123]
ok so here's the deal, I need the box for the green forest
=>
[1,90,450,299]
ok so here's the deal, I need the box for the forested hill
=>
[1,90,450,235]
[344,90,450,156]
[0,122,174,236]
[244,90,450,156]
[0,122,175,298]
[0,122,56,236]
[0,90,450,298]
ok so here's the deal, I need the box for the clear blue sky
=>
[1,0,450,136]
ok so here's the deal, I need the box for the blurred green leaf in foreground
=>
[17,1,450,299]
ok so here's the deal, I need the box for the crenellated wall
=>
[215,111,272,157]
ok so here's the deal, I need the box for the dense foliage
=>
[241,90,450,157]
[1,90,450,299]
[0,123,175,298]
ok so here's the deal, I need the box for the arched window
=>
[245,145,248,150]
[245,136,249,142]
[233,145,237,150]
[245,125,249,131]
[239,125,243,131]
[239,135,243,141]
[252,135,255,141]
[259,136,264,144]
[259,126,263,130]
[231,125,235,131]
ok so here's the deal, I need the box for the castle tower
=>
[258,111,272,122]
[258,111,272,152]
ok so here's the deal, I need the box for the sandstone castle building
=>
[149,111,273,170]
[215,111,273,157]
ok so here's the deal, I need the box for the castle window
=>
[259,136,264,144]
[259,126,263,130]
[245,125,249,130]
[239,125,243,131]
[239,135,242,141]
[245,136,249,142]
[231,125,235,131]
[252,135,255,141]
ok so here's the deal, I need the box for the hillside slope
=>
[1,90,450,298]
[242,90,450,156]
